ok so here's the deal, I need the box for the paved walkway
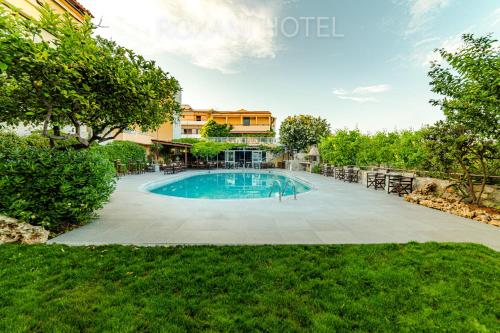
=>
[50,170,500,250]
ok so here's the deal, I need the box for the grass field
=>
[0,243,499,332]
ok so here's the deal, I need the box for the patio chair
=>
[114,160,127,176]
[366,172,377,188]
[164,164,174,175]
[344,168,359,183]
[127,160,137,174]
[322,164,329,176]
[387,174,403,194]
[389,176,414,196]
[374,173,386,190]
[336,167,345,180]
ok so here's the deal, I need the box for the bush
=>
[0,134,116,232]
[94,141,146,164]
[319,129,429,169]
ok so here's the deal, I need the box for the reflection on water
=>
[150,172,311,199]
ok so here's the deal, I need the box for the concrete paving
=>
[49,170,500,250]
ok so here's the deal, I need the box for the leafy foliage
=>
[93,141,146,164]
[191,141,243,158]
[422,121,498,204]
[173,138,201,144]
[426,34,499,204]
[0,134,116,232]
[279,115,331,152]
[319,129,427,169]
[200,119,232,138]
[429,34,499,139]
[0,5,181,148]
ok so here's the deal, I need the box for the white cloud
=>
[352,84,392,94]
[412,34,464,67]
[333,84,391,103]
[489,7,500,27]
[332,89,348,96]
[336,96,378,103]
[82,0,278,73]
[414,37,440,47]
[405,0,450,35]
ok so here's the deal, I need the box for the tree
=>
[428,34,499,139]
[200,119,232,138]
[279,115,330,152]
[422,121,497,204]
[426,33,499,205]
[319,129,363,166]
[0,6,181,148]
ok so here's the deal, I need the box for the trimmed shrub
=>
[0,135,116,232]
[94,141,146,164]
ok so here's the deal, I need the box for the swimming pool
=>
[148,172,311,199]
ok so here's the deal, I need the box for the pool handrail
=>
[268,179,282,202]
[282,179,297,200]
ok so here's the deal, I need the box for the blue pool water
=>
[149,172,311,199]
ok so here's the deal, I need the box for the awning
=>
[151,139,192,148]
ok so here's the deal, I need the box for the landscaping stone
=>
[0,215,49,244]
[404,193,500,227]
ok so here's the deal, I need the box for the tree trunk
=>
[458,160,476,203]
[476,155,488,206]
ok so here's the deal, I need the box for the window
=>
[243,117,250,126]
[183,129,192,134]
[196,115,202,121]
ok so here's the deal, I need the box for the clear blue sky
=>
[80,0,499,132]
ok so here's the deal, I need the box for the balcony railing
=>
[180,120,206,126]
[231,125,271,132]
[180,133,202,139]
[207,137,277,145]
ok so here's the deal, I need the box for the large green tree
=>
[428,34,499,139]
[426,34,499,204]
[0,6,181,148]
[279,115,330,152]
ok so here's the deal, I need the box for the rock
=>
[0,215,49,244]
[404,193,499,228]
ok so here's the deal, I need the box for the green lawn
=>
[0,243,499,332]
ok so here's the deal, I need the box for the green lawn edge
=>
[1,242,499,332]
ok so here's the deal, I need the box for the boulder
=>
[0,215,49,244]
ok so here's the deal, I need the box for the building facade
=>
[1,0,91,22]
[180,105,276,139]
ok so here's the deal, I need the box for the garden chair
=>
[374,173,386,190]
[367,172,377,188]
[114,160,127,176]
[387,174,403,195]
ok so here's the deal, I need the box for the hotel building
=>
[180,105,276,139]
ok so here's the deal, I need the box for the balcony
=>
[230,125,271,133]
[180,133,202,139]
[180,120,206,126]
[207,137,277,145]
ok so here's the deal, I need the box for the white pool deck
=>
[49,170,500,250]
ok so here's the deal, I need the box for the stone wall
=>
[357,170,499,209]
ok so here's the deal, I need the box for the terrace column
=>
[184,148,187,166]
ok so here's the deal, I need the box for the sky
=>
[79,0,499,133]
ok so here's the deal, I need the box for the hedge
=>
[319,129,428,169]
[93,141,146,164]
[0,133,116,232]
